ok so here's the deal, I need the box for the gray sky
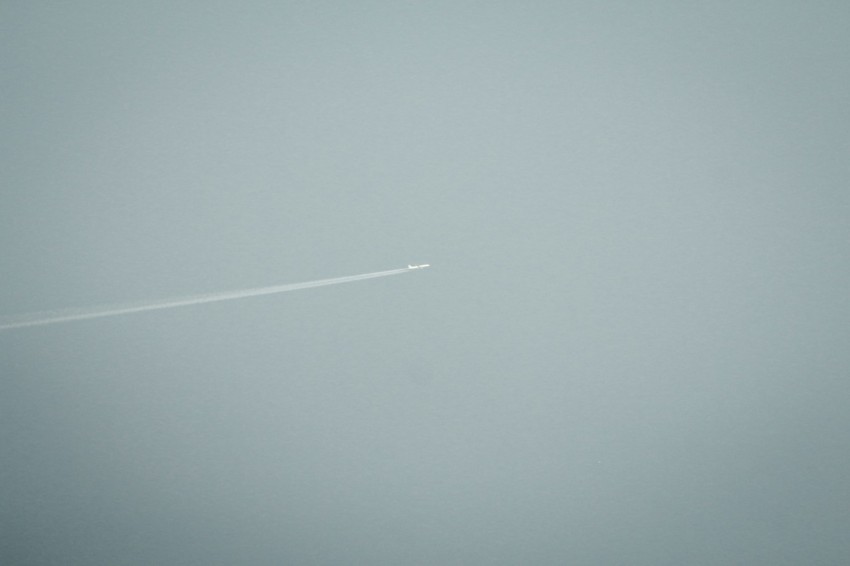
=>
[2,2,849,564]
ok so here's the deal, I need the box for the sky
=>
[2,2,849,564]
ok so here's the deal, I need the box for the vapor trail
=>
[0,267,417,331]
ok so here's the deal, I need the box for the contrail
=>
[0,266,425,331]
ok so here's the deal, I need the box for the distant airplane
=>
[408,264,431,269]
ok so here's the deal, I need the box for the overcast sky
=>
[2,2,849,564]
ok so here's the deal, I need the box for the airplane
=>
[408,264,431,269]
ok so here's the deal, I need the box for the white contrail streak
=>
[0,267,419,331]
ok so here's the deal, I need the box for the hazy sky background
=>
[2,2,849,564]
